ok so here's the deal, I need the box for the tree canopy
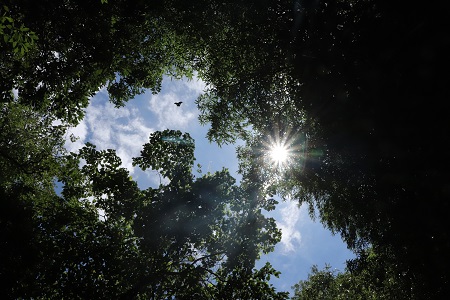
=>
[1,123,288,298]
[1,0,449,298]
[181,1,450,298]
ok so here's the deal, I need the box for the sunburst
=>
[262,133,292,171]
[261,126,307,172]
[269,142,289,167]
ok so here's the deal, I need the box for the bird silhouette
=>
[174,101,183,106]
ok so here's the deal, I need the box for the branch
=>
[190,251,227,265]
[118,252,228,300]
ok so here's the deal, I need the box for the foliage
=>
[292,265,342,300]
[0,102,66,180]
[292,250,413,300]
[0,0,198,123]
[1,123,287,298]
[163,1,449,298]
[0,102,67,298]
[133,130,195,186]
[2,0,449,298]
[0,5,38,56]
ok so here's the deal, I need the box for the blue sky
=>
[64,75,355,295]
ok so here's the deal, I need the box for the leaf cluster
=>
[1,0,199,124]
[1,118,287,298]
[159,1,450,298]
[0,5,38,56]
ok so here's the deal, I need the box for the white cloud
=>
[62,77,206,187]
[64,94,154,175]
[63,76,205,185]
[64,119,88,153]
[181,75,207,95]
[12,88,19,100]
[277,201,302,253]
[148,92,197,130]
[146,75,206,131]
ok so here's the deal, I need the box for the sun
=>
[260,125,308,173]
[270,143,289,165]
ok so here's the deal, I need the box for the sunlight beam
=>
[270,144,289,165]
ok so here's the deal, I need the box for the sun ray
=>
[270,143,289,165]
[260,125,308,173]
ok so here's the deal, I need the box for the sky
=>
[64,75,355,296]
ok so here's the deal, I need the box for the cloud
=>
[64,91,154,175]
[64,119,88,153]
[277,201,302,253]
[180,75,207,95]
[12,88,19,100]
[146,75,207,131]
[64,76,206,185]
[148,92,197,130]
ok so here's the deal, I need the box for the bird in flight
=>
[174,101,183,106]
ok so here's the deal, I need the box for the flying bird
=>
[174,101,183,106]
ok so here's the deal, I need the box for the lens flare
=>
[264,135,293,171]
[261,126,308,173]
[270,143,289,165]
